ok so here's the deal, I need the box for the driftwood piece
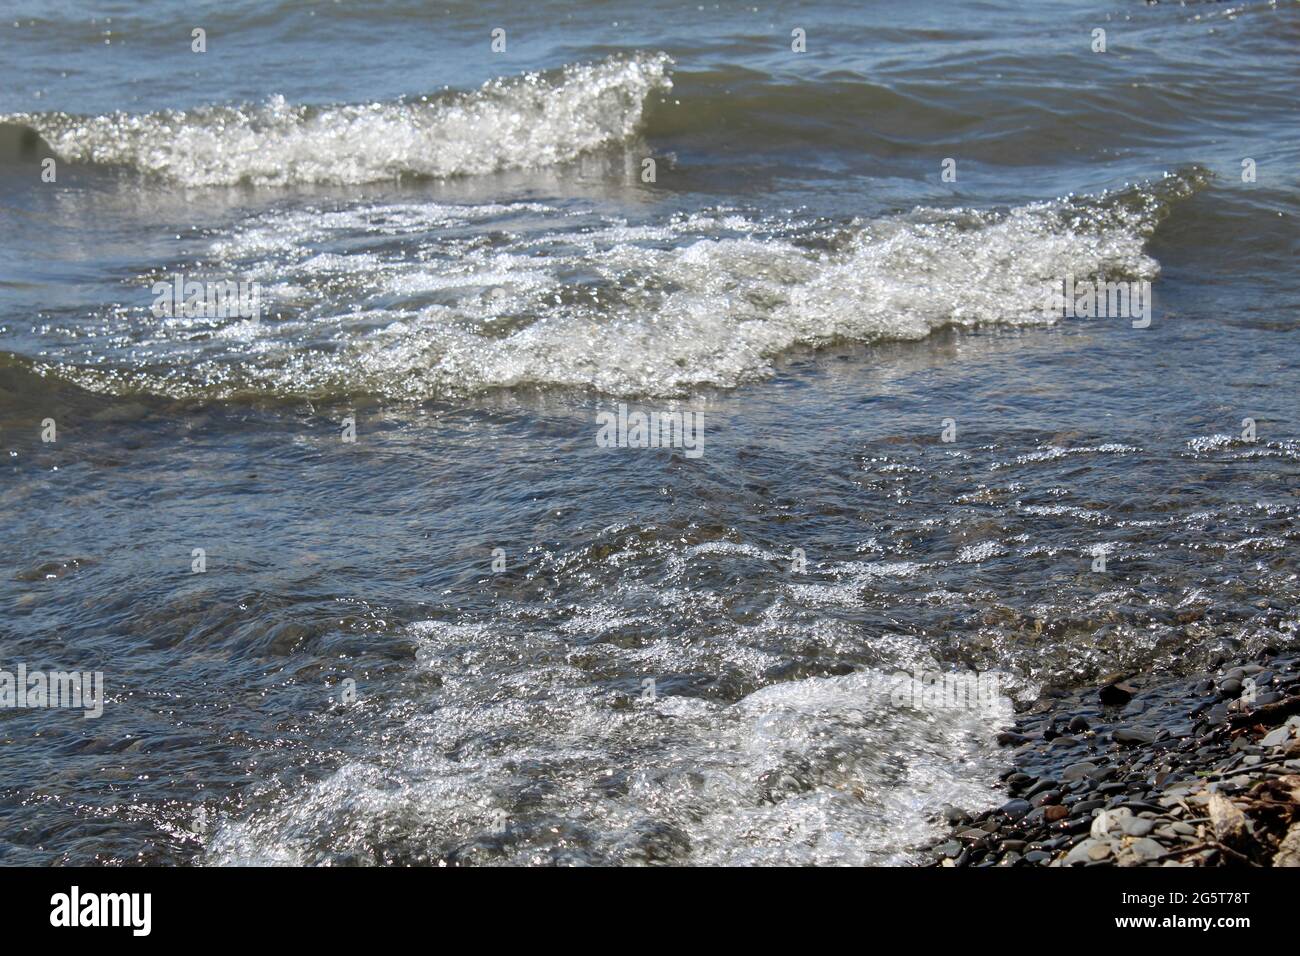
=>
[1207,791,1253,853]
[1228,696,1300,728]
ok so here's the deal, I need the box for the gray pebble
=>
[1120,817,1156,837]
[1261,726,1294,748]
[1114,727,1156,745]
[1129,838,1167,861]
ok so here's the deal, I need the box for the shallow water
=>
[0,0,1296,865]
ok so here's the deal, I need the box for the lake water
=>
[0,0,1296,865]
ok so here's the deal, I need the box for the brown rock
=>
[1273,823,1300,867]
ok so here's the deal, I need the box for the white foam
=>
[42,172,1203,401]
[16,54,672,186]
[203,653,1009,866]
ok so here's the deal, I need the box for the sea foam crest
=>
[35,172,1205,401]
[12,53,672,186]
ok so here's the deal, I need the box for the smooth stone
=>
[1024,778,1059,799]
[999,799,1032,820]
[1088,842,1113,861]
[1100,682,1136,706]
[1068,715,1091,733]
[1121,801,1165,815]
[1121,817,1157,837]
[1064,840,1100,865]
[1130,838,1166,861]
[1262,726,1294,748]
[1114,727,1156,745]
[1062,762,1099,782]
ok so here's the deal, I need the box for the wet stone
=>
[1114,728,1156,746]
[1072,799,1105,817]
[1024,778,1059,799]
[1099,684,1135,706]
[1062,761,1099,782]
[942,805,971,826]
[999,799,1033,820]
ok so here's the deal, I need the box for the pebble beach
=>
[929,651,1300,867]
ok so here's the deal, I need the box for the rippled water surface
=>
[0,0,1296,865]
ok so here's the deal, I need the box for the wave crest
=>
[24,170,1208,402]
[9,53,672,186]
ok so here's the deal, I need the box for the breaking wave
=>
[204,649,1010,866]
[33,168,1206,402]
[6,53,672,186]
